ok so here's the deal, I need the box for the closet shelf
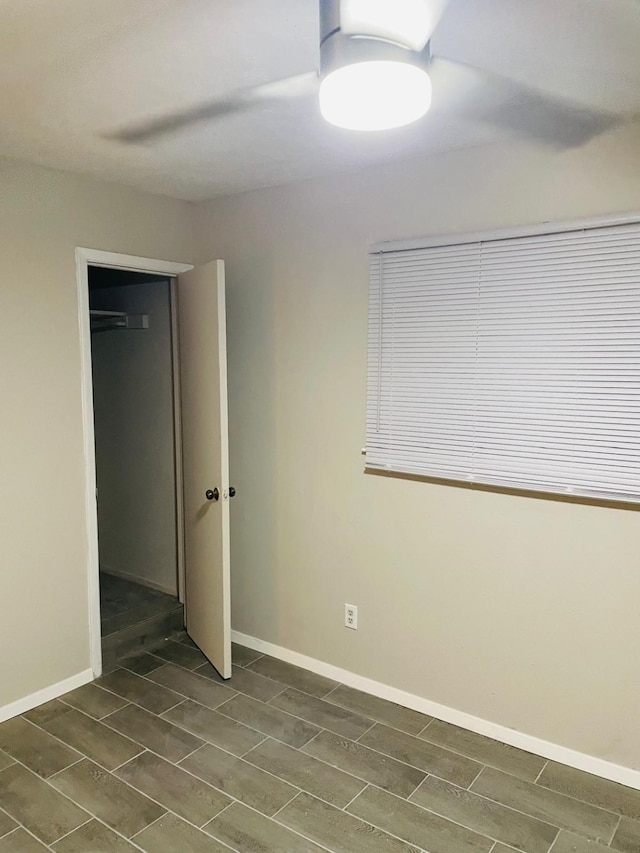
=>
[90,309,149,333]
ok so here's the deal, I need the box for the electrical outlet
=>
[344,603,358,630]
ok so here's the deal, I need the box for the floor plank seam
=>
[353,775,506,851]
[531,776,626,829]
[45,814,94,847]
[533,760,549,784]
[422,781,565,844]
[263,803,345,853]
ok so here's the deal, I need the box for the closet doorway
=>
[78,250,232,683]
[89,267,183,667]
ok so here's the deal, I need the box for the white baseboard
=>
[101,566,177,597]
[232,630,640,791]
[0,669,93,724]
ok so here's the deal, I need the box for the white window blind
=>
[366,220,640,502]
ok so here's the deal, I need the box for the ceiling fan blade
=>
[107,71,319,144]
[429,56,621,149]
[339,0,450,51]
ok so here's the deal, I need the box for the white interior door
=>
[178,259,231,678]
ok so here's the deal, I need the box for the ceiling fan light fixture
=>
[318,1,433,132]
[319,60,432,131]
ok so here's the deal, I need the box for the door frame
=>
[76,248,193,677]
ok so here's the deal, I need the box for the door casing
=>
[76,248,193,677]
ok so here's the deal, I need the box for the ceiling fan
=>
[110,0,619,148]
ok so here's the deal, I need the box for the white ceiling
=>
[1,0,639,201]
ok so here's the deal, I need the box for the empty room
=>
[0,1,639,851]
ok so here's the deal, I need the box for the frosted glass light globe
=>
[319,60,432,131]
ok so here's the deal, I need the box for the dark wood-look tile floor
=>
[0,639,638,852]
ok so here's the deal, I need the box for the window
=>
[366,218,640,502]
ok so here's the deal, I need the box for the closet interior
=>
[89,266,183,667]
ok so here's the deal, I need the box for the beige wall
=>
[0,158,193,709]
[91,281,178,595]
[194,125,640,771]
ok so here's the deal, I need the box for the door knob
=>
[205,488,219,501]
[229,486,236,497]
